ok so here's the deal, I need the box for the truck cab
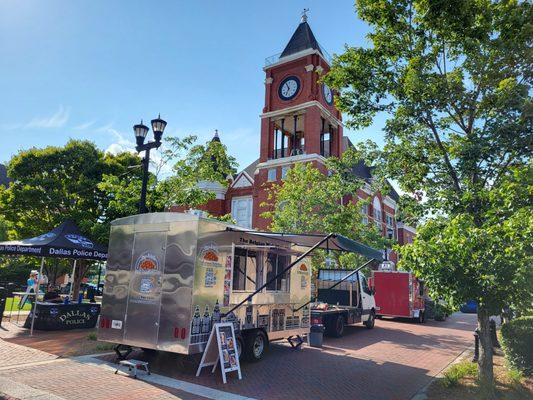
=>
[310,269,376,337]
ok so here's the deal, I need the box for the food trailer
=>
[370,270,427,323]
[98,213,383,361]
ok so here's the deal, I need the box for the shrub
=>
[441,361,477,387]
[500,316,533,376]
[434,304,447,321]
[87,332,97,341]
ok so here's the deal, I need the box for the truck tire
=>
[365,311,375,329]
[243,330,268,362]
[417,311,425,323]
[327,315,345,337]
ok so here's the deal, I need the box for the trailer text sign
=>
[196,322,242,384]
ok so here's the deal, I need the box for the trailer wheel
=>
[327,315,345,338]
[365,311,375,329]
[243,330,268,362]
[236,335,244,360]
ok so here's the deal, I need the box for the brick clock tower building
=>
[170,15,415,268]
[252,13,343,229]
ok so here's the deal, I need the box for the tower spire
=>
[301,8,309,23]
[211,129,220,142]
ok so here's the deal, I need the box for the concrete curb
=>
[74,355,257,400]
[410,344,475,400]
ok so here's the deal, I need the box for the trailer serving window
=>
[232,248,258,291]
[265,252,291,292]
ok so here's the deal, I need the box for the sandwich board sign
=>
[196,322,242,384]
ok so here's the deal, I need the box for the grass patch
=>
[95,342,115,352]
[507,367,524,387]
[87,332,97,341]
[441,361,478,387]
[428,350,532,399]
[4,297,33,312]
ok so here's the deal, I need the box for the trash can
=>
[308,324,325,347]
[0,287,7,326]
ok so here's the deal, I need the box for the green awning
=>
[226,228,383,262]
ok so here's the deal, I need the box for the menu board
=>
[196,322,242,384]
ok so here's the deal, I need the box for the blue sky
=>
[0,0,386,172]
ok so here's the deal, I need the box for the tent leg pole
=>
[30,257,45,337]
[69,260,77,300]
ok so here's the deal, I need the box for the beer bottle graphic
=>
[191,305,201,337]
[212,299,221,324]
[201,305,211,334]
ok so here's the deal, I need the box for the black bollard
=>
[472,328,479,362]
[489,319,500,348]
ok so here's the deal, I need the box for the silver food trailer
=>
[97,212,383,361]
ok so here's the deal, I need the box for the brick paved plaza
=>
[0,312,477,400]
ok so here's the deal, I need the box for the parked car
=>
[460,300,478,313]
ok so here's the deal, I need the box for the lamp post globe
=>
[133,120,149,148]
[151,114,167,143]
[133,115,166,214]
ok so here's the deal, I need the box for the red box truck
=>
[369,271,426,323]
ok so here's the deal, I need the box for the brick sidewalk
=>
[0,312,477,400]
[0,340,208,400]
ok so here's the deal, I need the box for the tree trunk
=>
[71,260,88,302]
[477,307,495,398]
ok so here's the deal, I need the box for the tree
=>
[158,135,237,210]
[325,0,532,391]
[0,140,142,299]
[261,148,390,270]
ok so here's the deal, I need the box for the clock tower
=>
[252,13,343,229]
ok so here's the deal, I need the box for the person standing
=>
[18,270,38,309]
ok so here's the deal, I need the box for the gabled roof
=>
[243,159,259,178]
[280,21,322,59]
[342,136,400,202]
[0,164,10,187]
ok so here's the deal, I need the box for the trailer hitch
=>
[114,344,133,361]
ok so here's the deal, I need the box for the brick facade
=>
[170,18,415,265]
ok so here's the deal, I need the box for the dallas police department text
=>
[0,245,106,259]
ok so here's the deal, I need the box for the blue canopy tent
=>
[0,220,107,335]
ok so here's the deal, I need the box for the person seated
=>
[43,286,62,303]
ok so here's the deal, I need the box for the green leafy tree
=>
[262,148,390,270]
[158,136,237,209]
[0,140,142,299]
[324,0,532,391]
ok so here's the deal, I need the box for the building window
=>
[361,204,369,225]
[281,166,290,180]
[231,197,252,228]
[267,168,277,182]
[232,248,258,291]
[320,132,331,157]
[265,252,291,292]
[385,214,394,227]
[372,197,382,231]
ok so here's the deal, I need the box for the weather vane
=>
[301,8,309,23]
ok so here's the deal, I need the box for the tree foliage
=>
[158,137,237,208]
[262,148,390,269]
[324,0,532,390]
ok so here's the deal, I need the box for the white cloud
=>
[105,128,137,155]
[73,120,96,130]
[25,105,70,129]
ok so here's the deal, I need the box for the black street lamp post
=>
[133,115,167,213]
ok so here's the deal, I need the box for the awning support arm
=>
[222,233,334,317]
[292,257,375,313]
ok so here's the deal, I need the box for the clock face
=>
[323,84,333,105]
[278,76,300,100]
